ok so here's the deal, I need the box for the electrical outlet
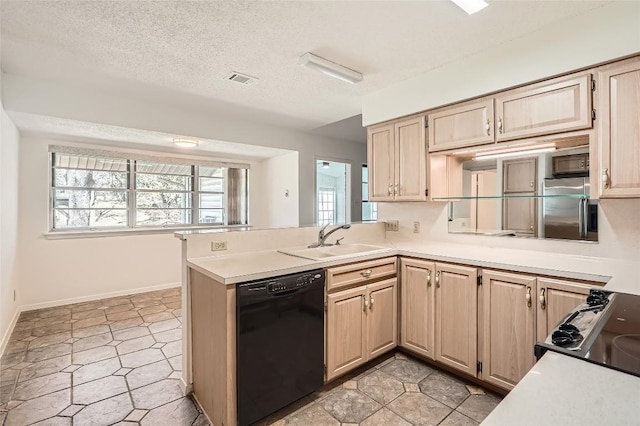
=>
[211,241,228,251]
[385,220,399,231]
[413,222,420,233]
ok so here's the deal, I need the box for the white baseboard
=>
[20,282,181,312]
[0,307,23,359]
[0,281,180,358]
[180,376,193,396]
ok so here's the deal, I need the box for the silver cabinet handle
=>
[369,295,374,310]
[388,184,393,196]
[486,118,491,136]
[498,117,503,134]
[539,288,546,310]
[427,270,432,287]
[602,168,610,189]
[435,271,441,288]
[526,287,532,308]
[394,184,399,196]
[361,269,372,278]
[363,294,369,310]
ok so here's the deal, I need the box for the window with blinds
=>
[50,152,248,231]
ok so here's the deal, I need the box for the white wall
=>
[16,137,184,309]
[362,1,640,125]
[0,85,21,349]
[2,74,367,226]
[378,199,640,262]
[250,151,299,229]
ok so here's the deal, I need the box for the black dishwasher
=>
[236,269,325,426]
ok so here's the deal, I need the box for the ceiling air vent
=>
[225,72,257,85]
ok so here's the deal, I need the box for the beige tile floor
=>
[0,288,502,426]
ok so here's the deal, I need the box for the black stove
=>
[535,289,640,377]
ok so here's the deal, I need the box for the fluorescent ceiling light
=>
[474,147,555,161]
[173,138,199,148]
[299,52,363,84]
[451,0,488,15]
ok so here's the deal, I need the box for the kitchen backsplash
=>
[378,199,640,262]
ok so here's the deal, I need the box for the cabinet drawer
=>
[326,257,397,293]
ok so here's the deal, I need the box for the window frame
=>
[49,152,248,232]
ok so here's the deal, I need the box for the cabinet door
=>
[428,99,494,152]
[502,197,536,236]
[597,60,640,198]
[395,116,427,201]
[503,157,537,193]
[400,259,435,359]
[367,123,395,201]
[366,278,398,359]
[495,74,592,142]
[481,270,536,390]
[536,278,593,343]
[326,286,367,381]
[435,263,478,376]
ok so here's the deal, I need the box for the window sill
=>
[44,225,252,240]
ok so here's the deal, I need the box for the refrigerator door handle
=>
[579,198,588,239]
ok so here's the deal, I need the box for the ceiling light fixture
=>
[299,52,363,84]
[451,0,488,15]
[173,138,199,148]
[474,147,555,161]
[322,161,331,169]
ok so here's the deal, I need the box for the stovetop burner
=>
[551,324,584,347]
[586,290,609,307]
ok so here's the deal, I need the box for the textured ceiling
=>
[9,112,292,161]
[1,1,611,136]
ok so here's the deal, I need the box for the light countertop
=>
[187,241,638,295]
[481,351,640,426]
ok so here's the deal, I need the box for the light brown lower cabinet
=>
[480,270,596,390]
[325,278,397,382]
[481,270,537,390]
[435,263,478,377]
[400,258,436,359]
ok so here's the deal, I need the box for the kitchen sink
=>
[278,243,390,261]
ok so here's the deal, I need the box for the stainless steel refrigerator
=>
[543,177,598,241]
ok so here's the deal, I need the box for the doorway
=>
[316,160,350,225]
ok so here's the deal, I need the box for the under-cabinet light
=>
[173,138,199,148]
[451,0,489,15]
[474,147,555,161]
[299,52,363,84]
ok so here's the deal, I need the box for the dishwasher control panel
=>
[267,271,324,294]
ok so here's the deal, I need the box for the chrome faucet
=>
[309,224,351,248]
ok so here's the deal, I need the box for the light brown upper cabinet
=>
[495,74,593,142]
[481,270,537,390]
[597,58,640,198]
[428,99,494,152]
[435,263,478,377]
[367,115,427,201]
[502,157,537,193]
[400,258,436,360]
